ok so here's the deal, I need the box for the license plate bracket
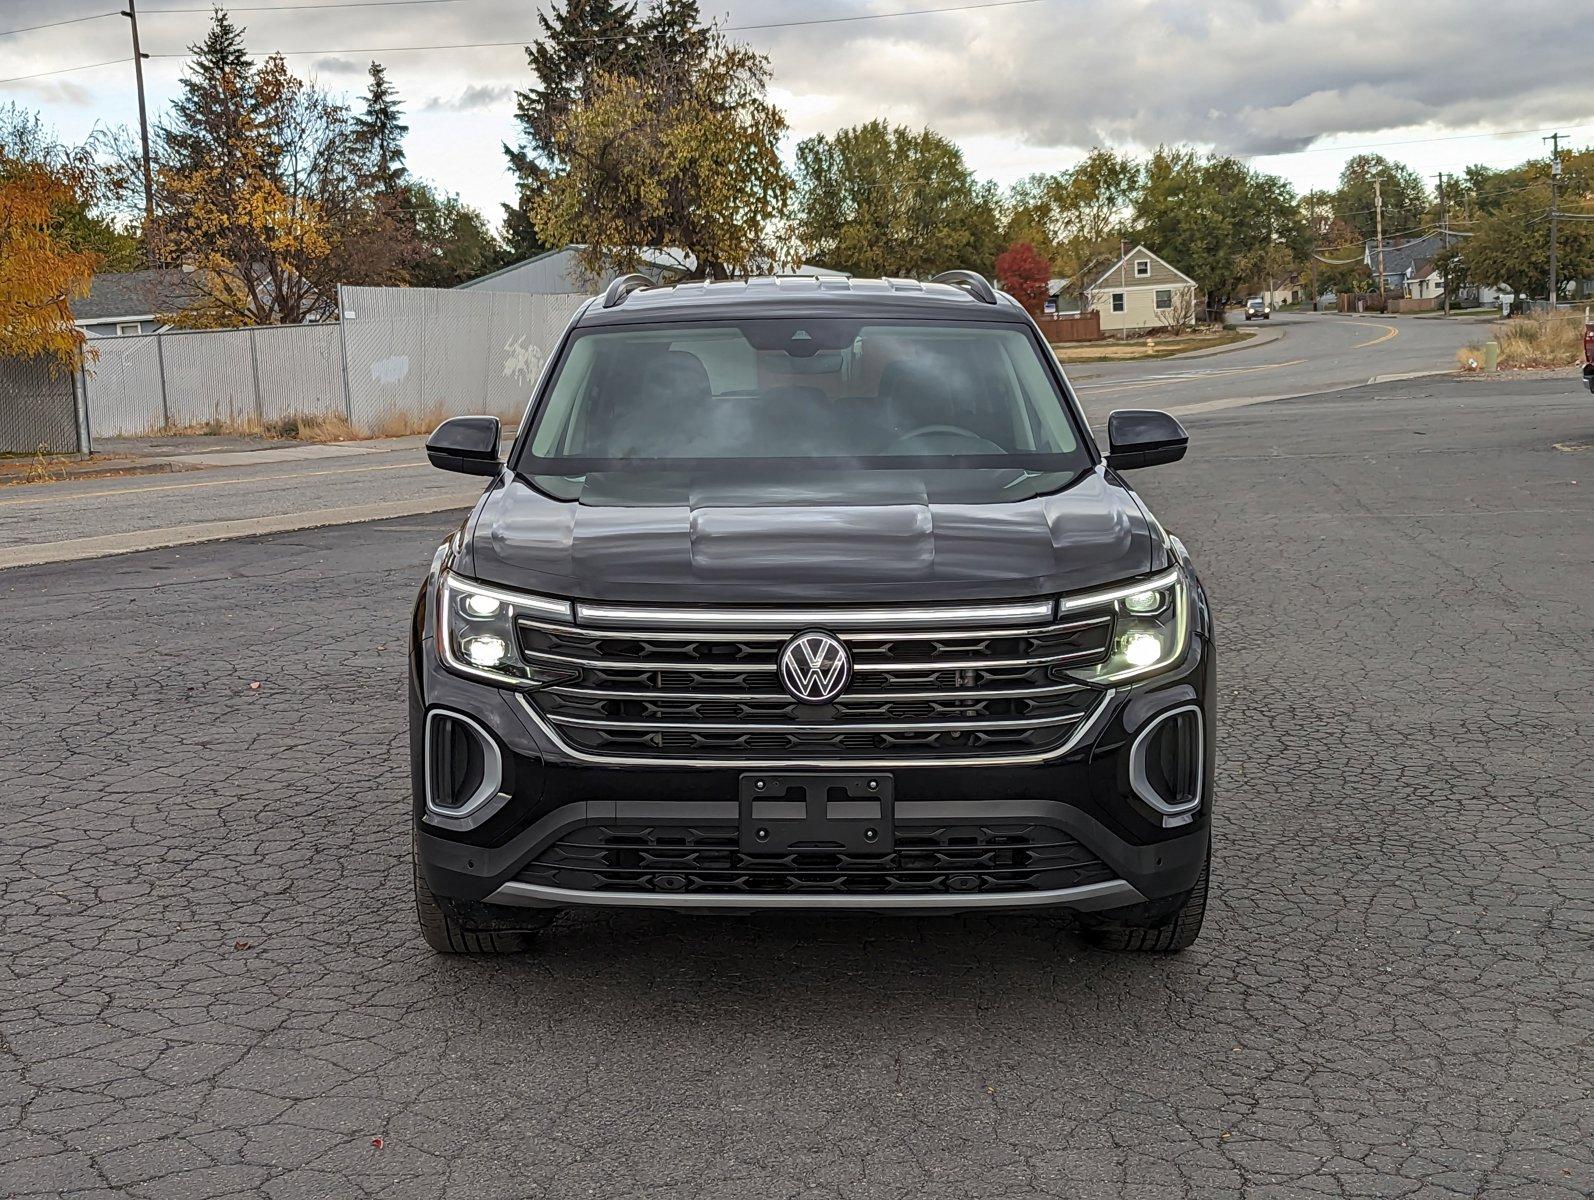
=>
[738,773,895,854]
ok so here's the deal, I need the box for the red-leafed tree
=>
[995,240,1050,316]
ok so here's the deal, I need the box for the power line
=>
[0,57,131,86]
[142,0,470,12]
[0,11,118,39]
[141,0,1059,57]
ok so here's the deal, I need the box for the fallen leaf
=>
[371,1136,385,1150]
[249,681,261,690]
[233,940,252,951]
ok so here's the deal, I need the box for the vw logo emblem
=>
[778,629,852,703]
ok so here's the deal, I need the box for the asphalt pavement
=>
[3,374,1590,1199]
[1068,310,1491,419]
[0,312,1488,570]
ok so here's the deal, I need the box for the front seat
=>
[592,349,713,457]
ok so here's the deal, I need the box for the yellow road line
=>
[1353,322,1398,348]
[0,459,427,508]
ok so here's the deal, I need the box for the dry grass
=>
[22,445,68,484]
[146,403,522,442]
[1458,311,1585,371]
[369,406,453,440]
[154,411,359,442]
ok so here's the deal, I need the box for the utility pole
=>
[1373,177,1387,300]
[1545,131,1563,308]
[123,0,156,267]
[1436,171,1450,317]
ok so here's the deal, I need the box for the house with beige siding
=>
[1084,246,1201,334]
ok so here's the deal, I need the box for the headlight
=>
[1059,567,1190,684]
[439,573,580,689]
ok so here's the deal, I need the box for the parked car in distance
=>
[411,272,1215,956]
[1244,297,1270,320]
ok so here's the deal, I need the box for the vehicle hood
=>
[461,467,1158,604]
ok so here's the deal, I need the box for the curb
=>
[0,459,193,488]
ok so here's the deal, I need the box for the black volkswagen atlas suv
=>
[410,271,1214,953]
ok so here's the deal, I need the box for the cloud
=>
[11,80,94,107]
[421,85,514,114]
[752,0,1593,159]
[310,56,370,78]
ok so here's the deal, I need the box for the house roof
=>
[458,244,698,289]
[1085,245,1198,291]
[1364,230,1468,280]
[73,269,202,322]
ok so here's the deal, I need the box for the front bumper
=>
[410,629,1215,916]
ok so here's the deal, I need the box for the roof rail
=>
[601,273,654,309]
[930,270,998,304]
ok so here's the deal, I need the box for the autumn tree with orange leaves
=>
[153,12,415,326]
[0,107,118,369]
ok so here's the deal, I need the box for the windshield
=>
[516,318,1087,473]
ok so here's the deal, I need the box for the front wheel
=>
[413,835,558,953]
[1078,853,1209,952]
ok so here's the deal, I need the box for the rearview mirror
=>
[426,416,502,477]
[1105,409,1188,471]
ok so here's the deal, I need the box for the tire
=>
[413,837,557,954]
[1079,853,1209,953]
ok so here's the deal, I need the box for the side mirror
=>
[1105,409,1188,471]
[426,416,502,477]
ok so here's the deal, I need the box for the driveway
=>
[2,374,1589,1199]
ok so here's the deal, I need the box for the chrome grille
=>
[519,600,1116,763]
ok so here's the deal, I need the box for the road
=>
[3,375,1589,1199]
[1,312,1487,570]
[1068,310,1489,419]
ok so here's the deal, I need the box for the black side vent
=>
[426,711,500,816]
[1130,706,1203,825]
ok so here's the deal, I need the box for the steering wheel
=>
[885,424,1007,455]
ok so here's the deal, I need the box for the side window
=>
[116,322,142,336]
[1155,289,1172,310]
[1111,293,1125,313]
[1134,259,1150,277]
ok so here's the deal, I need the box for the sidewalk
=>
[3,429,472,489]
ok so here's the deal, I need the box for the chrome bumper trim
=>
[486,877,1144,912]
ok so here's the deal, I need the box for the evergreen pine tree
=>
[160,9,256,181]
[502,0,641,255]
[353,62,408,195]
[637,0,708,74]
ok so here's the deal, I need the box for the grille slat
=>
[521,601,1114,762]
[518,823,1116,896]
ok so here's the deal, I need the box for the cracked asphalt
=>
[2,375,1591,1199]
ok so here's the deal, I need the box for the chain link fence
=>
[340,287,583,434]
[71,286,587,440]
[0,357,86,455]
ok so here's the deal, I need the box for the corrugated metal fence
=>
[77,286,587,439]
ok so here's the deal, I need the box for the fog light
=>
[461,634,509,667]
[1121,631,1163,667]
[1123,588,1166,615]
[462,593,501,618]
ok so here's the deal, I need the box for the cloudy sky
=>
[3,0,1589,228]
